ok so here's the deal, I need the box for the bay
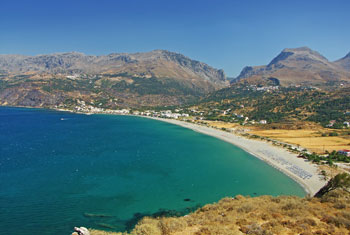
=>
[0,107,304,234]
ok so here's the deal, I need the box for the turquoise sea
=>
[0,107,305,234]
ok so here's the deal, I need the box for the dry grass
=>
[318,165,348,180]
[197,120,240,129]
[197,120,350,154]
[248,128,350,154]
[89,189,350,235]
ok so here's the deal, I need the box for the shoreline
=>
[1,105,326,196]
[143,116,326,196]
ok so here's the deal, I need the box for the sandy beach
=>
[147,117,326,196]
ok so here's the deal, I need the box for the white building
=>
[259,120,267,124]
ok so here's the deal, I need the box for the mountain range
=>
[334,52,350,71]
[233,47,350,87]
[0,50,227,108]
[0,50,227,87]
[0,47,350,109]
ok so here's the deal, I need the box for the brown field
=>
[196,120,350,154]
[196,120,241,130]
[248,128,350,154]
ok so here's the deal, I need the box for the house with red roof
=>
[338,149,350,157]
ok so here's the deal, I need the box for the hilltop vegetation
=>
[0,72,217,108]
[85,174,350,235]
[193,84,350,128]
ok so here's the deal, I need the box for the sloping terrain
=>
[233,47,350,87]
[0,50,228,108]
[87,188,350,235]
[334,52,350,71]
[0,50,227,86]
[195,85,350,127]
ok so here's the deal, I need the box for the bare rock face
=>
[0,50,228,108]
[234,47,350,86]
[0,50,227,88]
[334,52,350,71]
[149,50,227,85]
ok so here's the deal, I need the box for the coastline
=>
[143,116,326,196]
[0,105,326,196]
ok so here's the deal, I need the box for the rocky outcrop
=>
[234,47,350,86]
[334,52,350,71]
[72,227,90,235]
[0,50,228,108]
[0,50,227,88]
[151,50,227,85]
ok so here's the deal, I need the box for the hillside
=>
[85,186,350,235]
[0,50,228,108]
[193,84,350,128]
[335,52,350,71]
[233,47,350,87]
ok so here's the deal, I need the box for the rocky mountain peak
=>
[140,49,227,83]
[53,51,86,56]
[282,46,312,53]
[0,50,227,86]
[268,47,329,67]
[334,52,350,71]
[0,50,228,108]
[267,47,331,70]
[340,52,350,61]
[234,47,350,86]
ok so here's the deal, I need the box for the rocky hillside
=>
[0,50,226,86]
[0,50,228,108]
[335,52,350,71]
[233,47,350,87]
[86,188,350,235]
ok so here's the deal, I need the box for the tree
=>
[315,173,350,197]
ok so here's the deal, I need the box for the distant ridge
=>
[233,47,350,86]
[0,50,227,87]
[0,50,228,108]
[334,52,350,71]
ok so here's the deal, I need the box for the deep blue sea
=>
[0,107,305,234]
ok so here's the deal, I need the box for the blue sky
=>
[0,0,349,76]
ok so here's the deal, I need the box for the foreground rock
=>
[72,226,90,235]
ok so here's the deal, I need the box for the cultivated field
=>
[195,121,350,154]
[249,128,350,154]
